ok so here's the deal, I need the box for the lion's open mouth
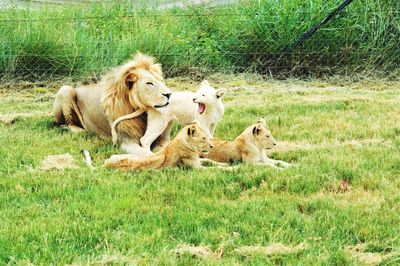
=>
[197,103,206,114]
[154,102,169,108]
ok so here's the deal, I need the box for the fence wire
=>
[0,1,399,82]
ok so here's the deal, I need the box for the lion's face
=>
[251,120,276,150]
[193,80,225,115]
[126,69,171,109]
[186,124,214,154]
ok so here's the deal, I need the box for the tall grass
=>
[0,0,398,81]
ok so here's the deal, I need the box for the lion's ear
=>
[125,72,139,90]
[257,118,266,126]
[187,124,196,137]
[216,88,225,99]
[252,125,261,136]
[200,80,209,87]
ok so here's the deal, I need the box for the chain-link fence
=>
[0,0,399,83]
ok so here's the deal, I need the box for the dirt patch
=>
[172,242,307,259]
[327,180,351,193]
[346,244,381,266]
[350,253,382,265]
[234,243,307,256]
[173,244,213,259]
[39,153,79,171]
[0,112,52,124]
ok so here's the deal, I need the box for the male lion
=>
[104,123,230,170]
[111,80,225,153]
[204,119,291,169]
[53,53,171,156]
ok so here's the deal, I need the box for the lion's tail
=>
[111,109,146,145]
[81,149,95,170]
[71,99,85,129]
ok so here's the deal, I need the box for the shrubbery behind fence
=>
[0,0,399,82]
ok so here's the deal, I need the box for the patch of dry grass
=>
[39,153,79,171]
[234,243,307,257]
[0,112,52,124]
[173,244,214,259]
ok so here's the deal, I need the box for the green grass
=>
[0,0,399,81]
[1,76,400,264]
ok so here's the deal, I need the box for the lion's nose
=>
[163,93,171,99]
[193,98,196,102]
[210,144,214,148]
[273,143,277,146]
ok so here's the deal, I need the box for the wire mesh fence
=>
[0,0,399,82]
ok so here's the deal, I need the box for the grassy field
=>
[0,76,399,264]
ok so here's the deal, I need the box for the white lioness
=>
[204,119,291,169]
[105,123,229,170]
[111,80,225,152]
[53,53,172,156]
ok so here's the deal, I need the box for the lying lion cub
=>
[204,119,290,169]
[105,123,229,170]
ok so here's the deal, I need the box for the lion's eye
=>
[146,82,154,86]
[202,94,205,97]
[266,135,270,138]
[203,137,206,140]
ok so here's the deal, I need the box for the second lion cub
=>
[105,123,229,170]
[204,119,290,169]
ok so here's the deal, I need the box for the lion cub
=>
[204,119,290,169]
[105,124,228,170]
